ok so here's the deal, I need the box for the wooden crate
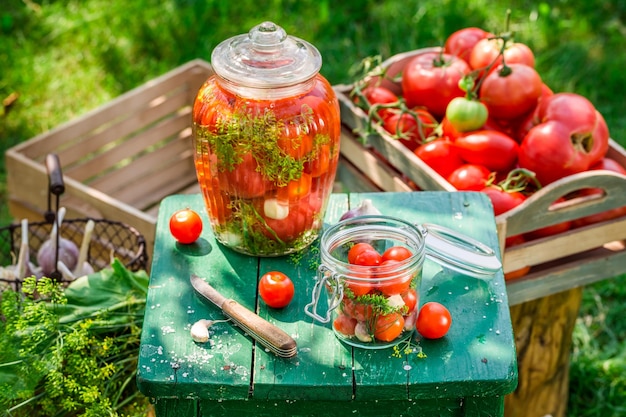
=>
[334,50,626,306]
[6,60,212,257]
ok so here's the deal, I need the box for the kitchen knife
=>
[190,274,298,358]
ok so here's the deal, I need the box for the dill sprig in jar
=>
[192,22,341,256]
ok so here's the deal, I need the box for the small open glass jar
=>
[305,215,501,349]
[192,22,341,256]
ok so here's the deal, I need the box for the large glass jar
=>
[192,22,341,256]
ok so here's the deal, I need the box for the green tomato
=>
[445,97,488,132]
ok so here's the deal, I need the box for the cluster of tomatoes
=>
[353,27,626,250]
[333,242,451,343]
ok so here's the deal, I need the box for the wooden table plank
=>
[138,195,259,399]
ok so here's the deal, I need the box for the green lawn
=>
[1,1,625,416]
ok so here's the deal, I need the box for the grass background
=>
[1,0,625,415]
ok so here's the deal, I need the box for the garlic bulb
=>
[339,199,382,221]
[37,207,79,277]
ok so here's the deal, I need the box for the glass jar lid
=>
[211,21,322,89]
[420,223,502,277]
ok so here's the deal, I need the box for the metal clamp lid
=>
[421,223,502,277]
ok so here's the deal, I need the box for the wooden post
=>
[504,287,583,417]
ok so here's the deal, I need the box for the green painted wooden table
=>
[137,191,517,417]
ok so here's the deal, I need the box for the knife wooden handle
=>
[222,299,297,357]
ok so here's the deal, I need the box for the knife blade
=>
[190,274,297,358]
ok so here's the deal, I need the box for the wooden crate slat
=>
[57,89,191,170]
[12,60,212,161]
[506,243,626,305]
[88,128,193,196]
[503,216,626,272]
[339,128,414,192]
[64,106,191,183]
[498,170,626,237]
[112,156,197,210]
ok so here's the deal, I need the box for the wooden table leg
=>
[505,287,583,417]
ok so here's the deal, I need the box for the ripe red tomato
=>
[401,288,418,314]
[530,93,610,168]
[345,279,373,297]
[401,51,471,118]
[374,312,405,342]
[277,173,312,201]
[382,246,413,262]
[447,164,492,191]
[479,64,543,120]
[454,130,520,172]
[416,302,452,339]
[519,121,595,185]
[169,208,203,244]
[469,38,535,72]
[277,123,314,160]
[444,27,491,63]
[440,116,464,141]
[304,144,331,178]
[414,138,464,178]
[383,109,438,151]
[347,242,378,264]
[352,248,383,267]
[481,185,527,215]
[258,271,295,308]
[262,204,313,243]
[218,152,272,199]
[376,260,412,296]
[356,86,399,122]
[341,297,374,321]
[333,313,357,336]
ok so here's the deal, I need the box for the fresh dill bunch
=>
[0,260,150,417]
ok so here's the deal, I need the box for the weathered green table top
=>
[137,191,517,416]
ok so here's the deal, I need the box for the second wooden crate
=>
[6,60,213,257]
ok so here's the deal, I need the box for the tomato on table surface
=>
[258,271,295,308]
[416,302,452,339]
[169,208,203,244]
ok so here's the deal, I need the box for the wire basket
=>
[1,154,148,290]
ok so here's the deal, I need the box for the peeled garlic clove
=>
[190,319,213,343]
[354,321,373,343]
[263,198,290,220]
